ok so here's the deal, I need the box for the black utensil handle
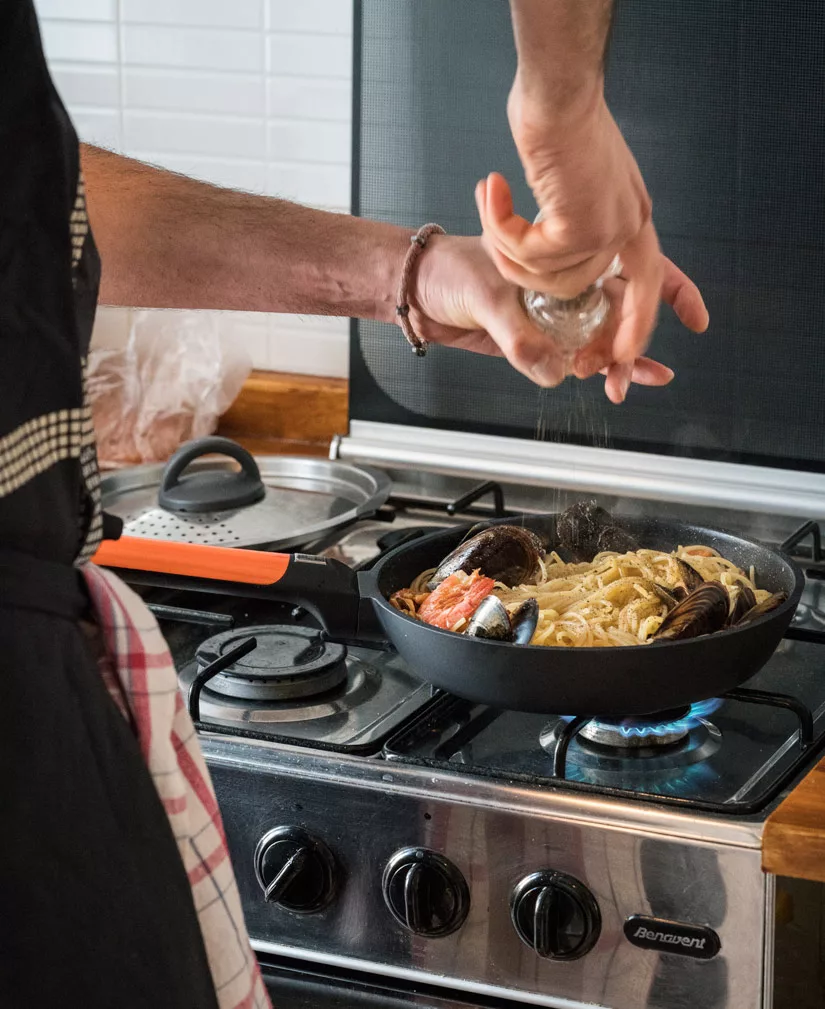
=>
[159,436,265,513]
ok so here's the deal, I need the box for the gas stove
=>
[124,477,825,1009]
[156,591,431,752]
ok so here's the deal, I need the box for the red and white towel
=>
[82,562,271,1009]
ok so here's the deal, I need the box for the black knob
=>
[511,871,601,960]
[382,848,469,937]
[254,827,337,914]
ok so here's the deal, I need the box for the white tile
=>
[40,20,118,63]
[268,0,352,36]
[124,112,266,159]
[126,152,267,193]
[51,64,119,107]
[124,69,264,117]
[266,162,350,208]
[71,107,121,147]
[268,120,349,165]
[123,25,263,73]
[35,0,116,20]
[122,0,262,30]
[90,306,133,351]
[267,76,350,122]
[267,33,351,78]
[269,316,349,377]
[214,311,269,368]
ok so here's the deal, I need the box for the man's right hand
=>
[405,235,708,403]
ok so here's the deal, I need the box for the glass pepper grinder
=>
[521,211,622,374]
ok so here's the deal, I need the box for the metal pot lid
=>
[101,436,391,549]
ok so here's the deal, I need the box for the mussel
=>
[466,596,539,645]
[651,583,680,610]
[427,525,543,590]
[736,592,787,626]
[654,582,730,641]
[595,523,640,556]
[556,501,639,562]
[727,584,757,626]
[673,558,704,598]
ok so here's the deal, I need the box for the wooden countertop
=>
[763,754,825,882]
[217,369,348,456]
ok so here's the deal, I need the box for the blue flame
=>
[613,698,722,739]
[562,698,723,741]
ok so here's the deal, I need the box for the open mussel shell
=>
[465,595,539,646]
[728,584,757,626]
[595,524,639,555]
[466,595,512,640]
[654,582,730,642]
[556,501,639,561]
[427,524,543,590]
[510,598,539,645]
[651,583,680,611]
[557,501,612,561]
[674,557,704,595]
[736,591,787,626]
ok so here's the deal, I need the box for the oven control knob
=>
[511,871,601,960]
[382,848,470,937]
[254,827,337,914]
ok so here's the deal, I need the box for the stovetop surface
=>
[382,635,825,812]
[148,589,435,753]
[130,476,825,817]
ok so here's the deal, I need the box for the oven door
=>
[258,953,528,1008]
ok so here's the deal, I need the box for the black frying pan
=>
[359,514,804,716]
[95,513,804,718]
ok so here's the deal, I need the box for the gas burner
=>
[565,698,724,754]
[539,716,722,780]
[578,706,693,749]
[195,625,348,702]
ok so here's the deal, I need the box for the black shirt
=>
[0,0,102,565]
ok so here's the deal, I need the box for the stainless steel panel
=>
[335,421,825,520]
[205,740,767,1009]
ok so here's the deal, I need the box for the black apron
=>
[0,5,218,1005]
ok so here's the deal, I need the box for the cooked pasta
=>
[396,545,771,648]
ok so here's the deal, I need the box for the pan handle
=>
[92,537,363,639]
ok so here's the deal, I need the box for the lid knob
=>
[158,436,266,513]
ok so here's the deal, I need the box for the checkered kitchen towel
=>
[82,562,271,1009]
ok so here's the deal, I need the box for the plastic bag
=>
[87,310,252,468]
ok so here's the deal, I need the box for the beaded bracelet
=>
[395,223,445,356]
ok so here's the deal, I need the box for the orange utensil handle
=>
[92,536,290,585]
[92,535,364,639]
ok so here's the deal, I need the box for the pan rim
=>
[370,516,805,654]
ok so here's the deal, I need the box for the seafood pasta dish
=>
[390,504,785,649]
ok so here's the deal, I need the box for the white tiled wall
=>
[35,0,354,378]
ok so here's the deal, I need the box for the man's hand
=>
[80,147,705,401]
[489,91,652,301]
[484,1,710,381]
[476,92,701,377]
[406,235,707,402]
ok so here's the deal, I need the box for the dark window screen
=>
[351,0,825,472]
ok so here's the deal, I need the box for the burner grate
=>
[383,675,823,816]
[552,687,813,780]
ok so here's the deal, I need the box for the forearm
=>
[508,0,613,116]
[80,144,404,322]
